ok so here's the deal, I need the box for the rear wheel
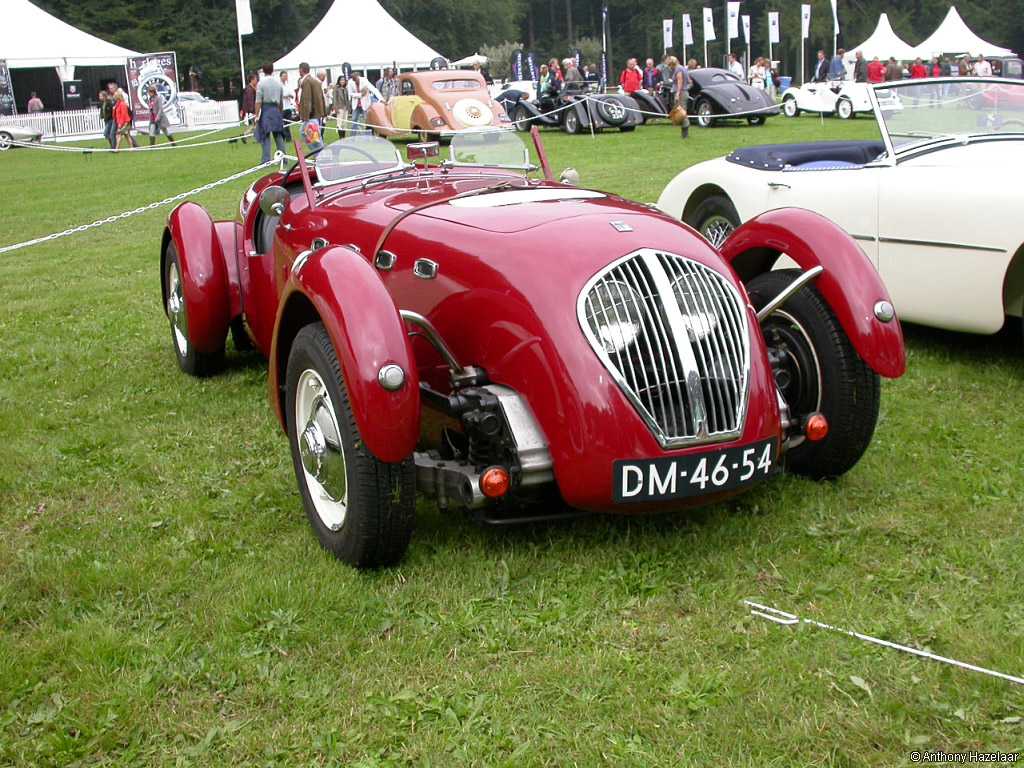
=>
[747,270,881,479]
[0,131,12,151]
[836,98,854,119]
[695,98,715,128]
[782,96,800,118]
[686,195,740,249]
[163,242,223,377]
[514,104,532,132]
[286,323,415,568]
[747,115,766,126]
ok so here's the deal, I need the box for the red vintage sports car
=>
[160,130,905,568]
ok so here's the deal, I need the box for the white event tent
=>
[844,13,918,63]
[274,0,441,73]
[912,6,1014,59]
[1,0,139,80]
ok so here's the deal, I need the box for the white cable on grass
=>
[0,159,275,255]
[745,600,1024,686]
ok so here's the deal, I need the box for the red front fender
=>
[720,208,906,379]
[163,202,231,355]
[269,246,420,463]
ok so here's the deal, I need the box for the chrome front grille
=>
[578,249,750,448]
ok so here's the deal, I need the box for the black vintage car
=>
[686,67,779,128]
[629,82,674,123]
[499,80,643,134]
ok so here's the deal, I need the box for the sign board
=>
[127,51,181,127]
[0,60,15,116]
[429,56,449,71]
[511,50,524,81]
[62,80,85,109]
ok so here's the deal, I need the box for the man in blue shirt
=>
[829,49,847,80]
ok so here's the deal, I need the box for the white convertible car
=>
[658,78,1024,336]
[781,80,901,120]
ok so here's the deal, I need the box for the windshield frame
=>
[869,77,1024,160]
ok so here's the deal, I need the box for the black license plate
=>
[613,439,777,503]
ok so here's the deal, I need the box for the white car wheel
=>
[783,97,799,118]
[564,110,580,134]
[836,98,853,120]
[0,132,12,151]
[696,99,714,128]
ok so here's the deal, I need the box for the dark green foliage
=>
[30,0,1024,93]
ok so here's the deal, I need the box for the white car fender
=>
[656,157,765,225]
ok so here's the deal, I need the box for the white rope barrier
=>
[0,159,276,255]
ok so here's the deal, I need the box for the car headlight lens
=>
[672,279,719,341]
[587,280,643,354]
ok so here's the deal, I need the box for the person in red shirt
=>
[113,90,137,150]
[910,58,928,79]
[867,56,886,84]
[930,57,942,78]
[619,58,642,93]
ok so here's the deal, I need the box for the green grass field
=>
[2,117,1024,766]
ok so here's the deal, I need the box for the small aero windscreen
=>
[314,136,404,184]
[448,130,531,169]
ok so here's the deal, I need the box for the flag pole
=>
[237,30,246,92]
[725,2,730,61]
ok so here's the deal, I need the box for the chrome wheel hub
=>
[166,261,189,357]
[295,369,348,531]
[701,214,735,249]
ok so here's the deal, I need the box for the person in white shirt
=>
[317,70,332,111]
[727,54,744,80]
[748,57,767,89]
[280,71,296,121]
[974,54,993,77]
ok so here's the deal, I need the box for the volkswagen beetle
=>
[159,129,905,568]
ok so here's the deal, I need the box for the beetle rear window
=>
[432,80,480,90]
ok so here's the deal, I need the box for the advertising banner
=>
[801,4,811,39]
[683,14,694,46]
[127,51,181,128]
[768,11,780,44]
[62,80,85,109]
[235,0,253,36]
[511,50,524,81]
[0,60,16,116]
[830,0,840,35]
[526,51,539,81]
[727,2,740,39]
[703,8,716,41]
[663,19,674,50]
[742,15,750,45]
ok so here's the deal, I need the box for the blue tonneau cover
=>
[726,140,886,170]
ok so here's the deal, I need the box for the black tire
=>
[695,98,715,128]
[595,98,627,126]
[514,104,532,132]
[747,115,766,126]
[0,131,12,151]
[747,270,881,479]
[162,242,223,377]
[782,96,800,118]
[563,108,580,134]
[686,194,740,249]
[286,323,415,568]
[619,125,636,132]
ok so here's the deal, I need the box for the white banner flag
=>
[235,0,253,36]
[742,15,751,45]
[727,2,741,39]
[830,0,840,35]
[663,19,674,49]
[801,4,811,39]
[703,7,716,42]
[768,11,780,44]
[683,14,694,45]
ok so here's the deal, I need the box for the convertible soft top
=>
[726,140,886,171]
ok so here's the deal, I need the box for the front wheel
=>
[514,104,532,132]
[286,323,415,568]
[747,270,881,479]
[563,108,580,134]
[686,194,740,249]
[163,242,223,377]
[747,115,766,126]
[695,98,715,128]
[835,98,854,119]
[782,96,799,118]
[0,131,12,151]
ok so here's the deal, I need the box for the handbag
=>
[669,105,687,125]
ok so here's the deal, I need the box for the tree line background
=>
[34,0,1024,94]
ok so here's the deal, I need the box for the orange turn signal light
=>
[805,413,829,442]
[480,466,511,499]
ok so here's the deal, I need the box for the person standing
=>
[547,58,564,85]
[619,58,642,94]
[813,50,829,82]
[347,73,365,131]
[583,65,599,83]
[113,90,136,150]
[98,90,116,149]
[297,62,326,150]
[868,56,886,84]
[563,58,582,83]
[317,70,332,114]
[974,54,992,77]
[852,51,868,83]
[727,53,744,80]
[884,57,901,82]
[146,84,176,145]
[332,75,351,137]
[240,73,257,143]
[27,92,44,112]
[254,62,288,163]
[280,71,297,122]
[829,49,846,80]
[748,57,767,89]
[642,57,659,90]
[910,58,928,79]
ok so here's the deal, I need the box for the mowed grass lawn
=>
[2,117,1024,766]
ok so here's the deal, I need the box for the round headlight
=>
[672,279,719,341]
[588,280,643,354]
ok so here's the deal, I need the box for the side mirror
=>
[559,167,580,186]
[259,185,289,217]
[408,142,440,161]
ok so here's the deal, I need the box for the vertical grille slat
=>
[578,249,750,448]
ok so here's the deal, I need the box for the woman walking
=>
[113,90,137,150]
[332,75,351,138]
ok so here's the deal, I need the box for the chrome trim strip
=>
[877,236,1005,254]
